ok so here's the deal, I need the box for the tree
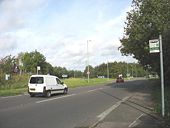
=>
[68,70,83,78]
[22,50,46,74]
[120,0,170,82]
[0,55,15,74]
[53,66,68,78]
[44,62,54,75]
[92,62,146,78]
[94,63,107,77]
[83,65,95,78]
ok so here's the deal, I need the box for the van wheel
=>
[64,88,68,94]
[46,91,51,97]
[30,93,34,97]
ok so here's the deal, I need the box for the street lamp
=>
[87,40,91,83]
[107,61,109,80]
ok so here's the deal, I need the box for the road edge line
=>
[90,96,130,128]
[128,113,144,127]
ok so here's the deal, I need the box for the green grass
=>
[151,79,170,122]
[0,74,29,96]
[0,88,27,96]
[0,77,114,96]
[63,78,113,88]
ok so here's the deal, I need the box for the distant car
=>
[116,77,124,83]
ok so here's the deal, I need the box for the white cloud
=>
[0,0,136,71]
[0,0,46,32]
[0,34,17,51]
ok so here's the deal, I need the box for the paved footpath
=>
[93,80,167,128]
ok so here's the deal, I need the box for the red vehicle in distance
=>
[116,74,124,83]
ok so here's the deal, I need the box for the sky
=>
[0,0,137,71]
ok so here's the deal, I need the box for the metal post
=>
[135,64,137,78]
[37,66,40,75]
[132,65,133,78]
[87,40,90,83]
[107,61,109,80]
[37,67,38,75]
[159,34,165,117]
[127,63,129,78]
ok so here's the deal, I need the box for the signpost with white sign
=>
[149,39,160,53]
[37,66,41,75]
[149,35,165,117]
[62,74,68,78]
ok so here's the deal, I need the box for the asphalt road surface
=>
[0,79,163,128]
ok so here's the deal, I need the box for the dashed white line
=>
[36,94,77,104]
[0,87,102,100]
[87,88,103,93]
[128,113,144,127]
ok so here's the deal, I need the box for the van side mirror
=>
[61,82,64,84]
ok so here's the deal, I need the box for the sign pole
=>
[159,34,165,117]
[37,66,40,75]
[149,35,165,117]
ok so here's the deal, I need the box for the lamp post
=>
[87,40,91,83]
[107,61,109,80]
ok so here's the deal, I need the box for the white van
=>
[28,75,68,97]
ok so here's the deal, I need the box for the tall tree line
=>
[84,62,147,78]
[0,50,146,82]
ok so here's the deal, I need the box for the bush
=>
[0,74,29,89]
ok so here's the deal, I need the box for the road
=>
[0,80,163,128]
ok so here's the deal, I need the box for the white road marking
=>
[1,87,103,100]
[1,95,22,99]
[90,96,130,128]
[36,87,103,103]
[36,94,77,104]
[128,113,144,127]
[87,88,103,93]
[0,87,102,100]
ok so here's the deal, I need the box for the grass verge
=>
[63,78,113,88]
[0,88,27,96]
[0,78,114,96]
[151,79,170,124]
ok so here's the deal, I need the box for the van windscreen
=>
[30,77,44,84]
